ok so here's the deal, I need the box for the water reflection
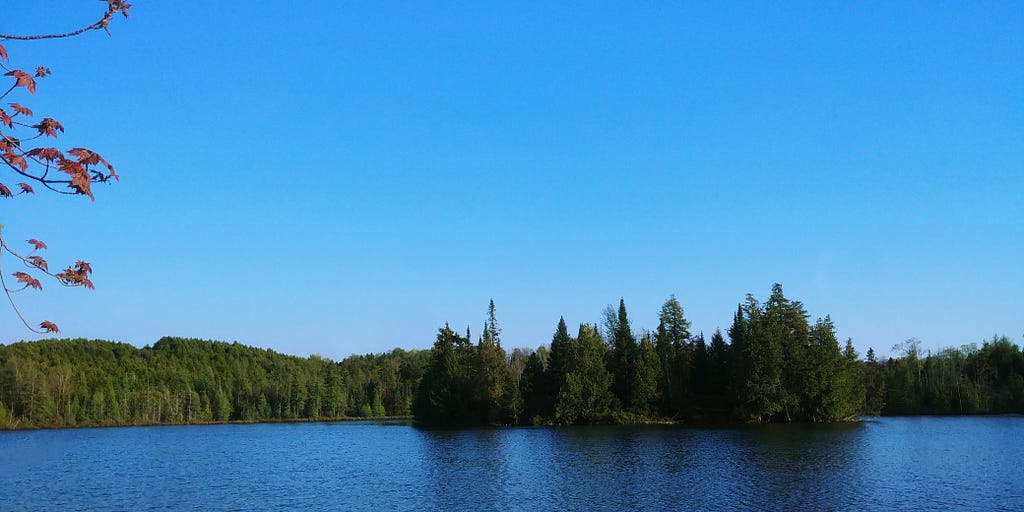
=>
[3,417,1023,511]
[414,424,871,510]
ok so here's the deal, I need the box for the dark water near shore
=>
[2,416,1022,511]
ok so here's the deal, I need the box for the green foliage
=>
[728,285,866,423]
[5,291,1016,430]
[631,333,661,416]
[413,303,517,426]
[655,295,692,415]
[876,335,1024,415]
[555,324,615,424]
[0,337,427,429]
[608,299,637,410]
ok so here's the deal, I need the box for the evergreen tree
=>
[412,324,469,425]
[543,317,572,419]
[608,299,637,410]
[555,324,615,424]
[863,347,885,415]
[655,295,692,415]
[707,329,731,404]
[730,293,784,422]
[519,350,547,424]
[632,332,662,416]
[763,283,810,422]
[485,299,502,347]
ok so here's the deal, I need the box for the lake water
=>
[1,416,1022,511]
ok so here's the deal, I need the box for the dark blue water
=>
[2,416,1021,511]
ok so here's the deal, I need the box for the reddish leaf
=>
[35,67,51,78]
[9,104,33,117]
[27,255,48,271]
[58,158,83,175]
[18,183,34,194]
[76,261,94,275]
[40,321,60,333]
[12,272,42,290]
[4,70,36,94]
[107,1,133,18]
[27,239,47,251]
[0,44,7,61]
[0,183,10,198]
[71,172,94,199]
[36,118,64,138]
[0,109,10,128]
[67,148,102,166]
[26,147,62,162]
[3,152,27,171]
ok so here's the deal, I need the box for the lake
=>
[1,416,1021,511]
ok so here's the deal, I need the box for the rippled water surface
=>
[2,416,1022,511]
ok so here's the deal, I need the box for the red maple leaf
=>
[35,67,51,78]
[0,109,10,128]
[40,321,60,333]
[27,239,47,251]
[9,104,33,117]
[70,172,94,199]
[4,70,37,94]
[13,272,42,290]
[0,44,7,61]
[36,118,64,138]
[18,183,34,194]
[75,261,93,275]
[27,255,48,271]
[67,148,102,166]
[27,147,62,162]
[0,183,10,198]
[3,153,27,171]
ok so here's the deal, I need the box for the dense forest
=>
[1,285,1022,429]
[0,337,427,429]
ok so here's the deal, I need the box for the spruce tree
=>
[609,299,637,410]
[545,317,572,418]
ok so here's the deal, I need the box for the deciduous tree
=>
[0,1,130,333]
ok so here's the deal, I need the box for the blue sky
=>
[2,1,1021,360]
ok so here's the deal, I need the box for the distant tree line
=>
[0,337,427,429]
[867,335,1024,415]
[1,285,1021,429]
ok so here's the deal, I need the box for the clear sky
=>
[2,1,1021,360]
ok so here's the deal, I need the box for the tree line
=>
[412,285,1022,425]
[0,336,427,429]
[1,285,1021,428]
[414,285,868,425]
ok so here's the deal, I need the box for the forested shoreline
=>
[2,285,1022,429]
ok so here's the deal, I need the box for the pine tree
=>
[656,295,692,415]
